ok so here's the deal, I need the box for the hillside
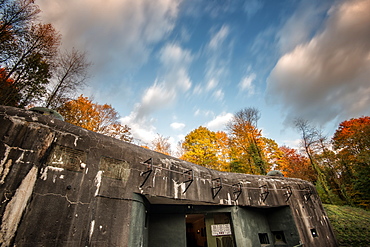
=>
[324,204,370,247]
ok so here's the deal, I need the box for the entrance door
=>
[205,213,235,247]
[186,214,207,247]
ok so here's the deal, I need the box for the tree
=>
[16,51,51,106]
[0,22,60,106]
[0,0,40,42]
[181,126,219,169]
[58,95,132,142]
[102,123,133,143]
[94,103,132,142]
[227,107,267,174]
[279,146,316,182]
[58,95,100,131]
[45,48,91,108]
[333,116,370,155]
[0,0,40,61]
[261,137,284,170]
[94,103,120,133]
[332,116,370,208]
[294,118,338,203]
[151,134,172,156]
[1,1,90,108]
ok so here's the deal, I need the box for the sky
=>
[35,0,370,152]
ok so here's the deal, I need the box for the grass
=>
[324,204,370,247]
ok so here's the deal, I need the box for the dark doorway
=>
[186,214,207,247]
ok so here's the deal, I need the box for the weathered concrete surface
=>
[0,105,338,247]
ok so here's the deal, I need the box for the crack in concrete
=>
[34,192,90,205]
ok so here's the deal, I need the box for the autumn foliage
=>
[278,146,316,182]
[181,126,219,169]
[58,95,132,142]
[332,116,370,207]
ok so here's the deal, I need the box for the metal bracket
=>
[232,183,242,201]
[211,178,222,199]
[140,158,153,187]
[283,186,293,202]
[298,185,313,201]
[303,187,312,201]
[182,169,194,194]
[259,185,269,202]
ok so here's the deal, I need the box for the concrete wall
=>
[231,206,301,247]
[0,106,338,247]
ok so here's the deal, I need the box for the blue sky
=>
[36,0,370,152]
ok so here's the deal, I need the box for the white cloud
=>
[213,89,224,101]
[158,43,193,91]
[208,25,230,50]
[194,109,213,117]
[239,73,256,95]
[170,122,185,130]
[282,139,302,150]
[159,42,193,67]
[177,134,185,142]
[206,79,218,91]
[206,112,233,131]
[267,0,370,125]
[137,83,176,119]
[120,113,157,146]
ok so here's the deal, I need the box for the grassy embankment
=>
[324,204,370,247]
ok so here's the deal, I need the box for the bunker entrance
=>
[147,204,236,247]
[141,196,299,247]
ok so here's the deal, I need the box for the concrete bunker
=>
[0,105,338,247]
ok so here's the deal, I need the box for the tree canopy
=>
[332,116,370,207]
[181,126,219,169]
[58,95,132,142]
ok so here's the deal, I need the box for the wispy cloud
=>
[193,25,232,100]
[121,42,193,143]
[239,73,256,96]
[213,89,225,101]
[194,109,213,117]
[208,25,230,50]
[267,0,370,126]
